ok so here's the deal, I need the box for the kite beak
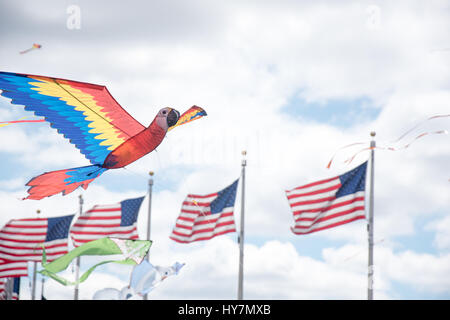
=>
[167,108,180,128]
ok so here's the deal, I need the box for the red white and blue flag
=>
[0,215,74,262]
[0,277,21,300]
[0,259,28,278]
[70,196,144,247]
[286,161,367,235]
[170,180,239,243]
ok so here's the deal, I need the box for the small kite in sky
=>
[0,71,207,200]
[130,260,185,296]
[19,43,42,54]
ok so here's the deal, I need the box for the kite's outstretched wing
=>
[0,71,146,164]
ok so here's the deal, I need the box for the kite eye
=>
[162,110,167,115]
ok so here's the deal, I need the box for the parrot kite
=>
[0,71,206,200]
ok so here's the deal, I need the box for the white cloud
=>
[377,245,450,295]
[426,216,450,251]
[1,0,449,299]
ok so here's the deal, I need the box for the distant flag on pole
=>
[286,161,367,235]
[0,259,28,278]
[0,215,74,262]
[0,277,21,300]
[170,180,239,243]
[70,196,144,247]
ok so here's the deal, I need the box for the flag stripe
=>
[286,178,340,196]
[172,222,236,237]
[0,235,47,242]
[173,214,236,232]
[286,176,338,192]
[172,219,236,235]
[76,216,122,220]
[0,260,28,278]
[187,193,218,199]
[170,227,236,243]
[294,204,365,226]
[291,193,365,215]
[0,231,47,237]
[293,195,365,218]
[71,228,137,236]
[0,240,68,250]
[292,215,366,235]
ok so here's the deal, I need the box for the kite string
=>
[342,129,449,166]
[0,118,46,128]
[391,114,450,143]
[327,114,450,168]
[342,238,385,263]
[326,141,368,169]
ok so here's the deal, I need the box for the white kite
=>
[92,260,185,300]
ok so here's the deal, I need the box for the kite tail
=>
[24,165,107,200]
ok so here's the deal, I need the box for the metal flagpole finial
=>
[241,150,247,166]
[36,209,41,215]
[149,171,154,186]
[370,132,376,149]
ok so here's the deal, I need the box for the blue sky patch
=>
[281,94,381,128]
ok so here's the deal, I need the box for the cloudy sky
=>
[0,0,449,300]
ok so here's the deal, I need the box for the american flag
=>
[70,196,144,247]
[170,180,239,243]
[0,259,28,278]
[0,215,74,262]
[286,161,367,235]
[0,277,20,300]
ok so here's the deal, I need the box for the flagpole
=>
[74,194,83,300]
[5,277,13,300]
[41,276,45,300]
[144,171,154,301]
[368,132,376,300]
[31,209,40,300]
[238,150,246,300]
